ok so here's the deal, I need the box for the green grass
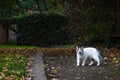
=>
[50,44,76,48]
[0,53,28,80]
[0,45,37,48]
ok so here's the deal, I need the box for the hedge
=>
[15,13,69,46]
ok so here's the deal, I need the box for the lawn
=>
[0,45,36,80]
[0,53,29,80]
[0,45,37,48]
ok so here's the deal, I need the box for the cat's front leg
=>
[77,57,80,66]
[77,61,80,66]
[77,53,80,66]
[81,58,87,66]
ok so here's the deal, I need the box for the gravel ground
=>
[43,54,120,80]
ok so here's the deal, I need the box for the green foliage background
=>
[67,0,115,45]
[0,0,116,46]
[16,13,68,46]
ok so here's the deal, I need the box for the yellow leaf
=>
[113,58,117,61]
[51,78,59,80]
[51,69,58,73]
[0,76,3,79]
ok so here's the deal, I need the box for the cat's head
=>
[76,46,84,55]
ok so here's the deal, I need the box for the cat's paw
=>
[89,61,94,66]
[97,64,100,66]
[89,63,93,66]
[89,64,92,66]
[81,64,85,66]
[76,64,80,67]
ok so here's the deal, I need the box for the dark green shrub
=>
[72,0,115,46]
[16,13,68,46]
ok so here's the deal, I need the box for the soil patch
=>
[43,53,120,80]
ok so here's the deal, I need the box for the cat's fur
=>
[76,46,103,66]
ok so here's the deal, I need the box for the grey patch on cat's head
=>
[76,46,84,55]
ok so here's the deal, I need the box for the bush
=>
[83,22,111,45]
[16,13,68,46]
[68,0,115,46]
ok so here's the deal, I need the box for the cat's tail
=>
[99,54,103,60]
[97,49,103,60]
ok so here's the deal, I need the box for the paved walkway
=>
[30,49,47,80]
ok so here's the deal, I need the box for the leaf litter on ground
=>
[0,48,37,80]
[43,47,120,80]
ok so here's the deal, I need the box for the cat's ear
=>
[81,46,84,49]
[81,46,84,51]
[76,46,79,51]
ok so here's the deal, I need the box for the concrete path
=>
[30,49,47,80]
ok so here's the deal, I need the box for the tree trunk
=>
[34,0,41,13]
[66,0,85,43]
[116,0,120,35]
[4,24,9,43]
[42,0,48,12]
[16,0,24,15]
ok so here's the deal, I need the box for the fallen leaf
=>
[51,78,59,80]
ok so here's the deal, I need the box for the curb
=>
[31,49,47,80]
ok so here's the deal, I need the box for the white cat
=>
[76,46,103,66]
